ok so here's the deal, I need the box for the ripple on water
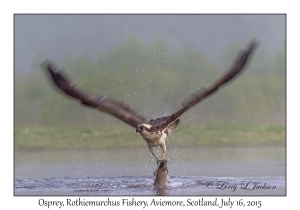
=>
[14,176,286,196]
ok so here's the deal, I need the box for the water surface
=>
[14,147,285,195]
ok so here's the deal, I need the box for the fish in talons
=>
[154,159,169,188]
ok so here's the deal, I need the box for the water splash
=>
[15,176,285,196]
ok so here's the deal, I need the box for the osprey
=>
[42,40,257,163]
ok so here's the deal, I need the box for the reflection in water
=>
[14,147,285,195]
[155,187,169,196]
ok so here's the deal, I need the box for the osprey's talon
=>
[157,159,167,165]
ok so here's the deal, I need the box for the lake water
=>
[14,147,285,196]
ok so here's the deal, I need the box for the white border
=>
[3,0,297,209]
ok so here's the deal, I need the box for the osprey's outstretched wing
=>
[158,40,258,131]
[42,60,147,128]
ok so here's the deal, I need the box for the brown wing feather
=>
[159,40,258,130]
[42,60,147,128]
[148,117,180,134]
[165,119,180,134]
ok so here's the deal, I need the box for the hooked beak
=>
[136,127,141,133]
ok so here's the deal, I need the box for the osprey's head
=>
[136,124,151,133]
[136,124,144,133]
